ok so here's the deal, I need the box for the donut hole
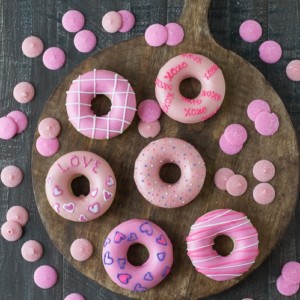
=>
[91,94,111,116]
[159,163,181,184]
[71,175,90,197]
[213,235,234,257]
[179,77,201,100]
[127,243,149,266]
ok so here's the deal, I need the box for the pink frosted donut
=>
[45,151,116,222]
[186,209,259,281]
[102,219,173,292]
[66,69,136,140]
[134,137,206,208]
[155,53,226,123]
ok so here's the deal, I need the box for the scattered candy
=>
[74,30,97,53]
[214,168,235,191]
[38,117,61,139]
[34,265,58,289]
[1,165,23,188]
[6,206,29,226]
[254,111,280,136]
[70,238,93,262]
[36,136,60,157]
[253,183,275,205]
[219,134,243,155]
[21,240,43,262]
[102,11,123,33]
[7,111,28,134]
[259,40,282,64]
[1,221,23,241]
[165,22,184,46]
[62,10,85,33]
[0,116,18,140]
[138,120,161,138]
[224,123,248,146]
[247,99,271,122]
[225,174,248,197]
[64,293,85,300]
[137,99,161,123]
[286,60,300,81]
[252,159,275,182]
[145,24,168,47]
[118,10,135,33]
[282,261,300,285]
[276,275,299,297]
[21,36,44,58]
[43,47,66,70]
[13,82,35,104]
[239,20,262,42]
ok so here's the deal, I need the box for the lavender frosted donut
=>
[45,151,116,222]
[66,69,136,140]
[134,137,206,208]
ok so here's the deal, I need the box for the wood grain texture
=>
[0,0,299,300]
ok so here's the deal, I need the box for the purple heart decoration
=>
[144,272,153,281]
[114,231,126,243]
[117,273,132,285]
[156,234,167,246]
[103,251,114,265]
[162,266,171,278]
[134,283,147,292]
[103,237,111,247]
[157,252,166,261]
[139,221,153,236]
[127,232,138,242]
[117,258,126,270]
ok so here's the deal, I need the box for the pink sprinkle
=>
[6,206,29,226]
[62,10,85,33]
[1,221,22,242]
[34,265,57,289]
[252,159,275,182]
[43,47,66,70]
[13,82,35,104]
[0,116,17,140]
[102,11,123,33]
[165,23,184,46]
[145,24,168,47]
[276,275,299,297]
[138,120,161,138]
[254,111,280,136]
[74,30,97,53]
[1,165,23,188]
[225,174,248,197]
[21,240,43,262]
[219,134,243,155]
[36,136,59,157]
[224,123,247,146]
[7,111,28,134]
[239,20,262,43]
[259,40,282,64]
[118,10,135,33]
[38,117,61,139]
[247,99,271,122]
[22,36,44,58]
[286,60,300,81]
[253,183,275,205]
[70,238,93,262]
[137,99,162,123]
[64,293,85,300]
[282,261,300,285]
[214,168,235,191]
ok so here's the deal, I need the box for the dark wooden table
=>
[0,1,299,299]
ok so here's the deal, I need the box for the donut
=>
[45,151,116,222]
[66,69,136,140]
[134,137,206,208]
[102,219,173,292]
[186,209,259,281]
[155,53,226,123]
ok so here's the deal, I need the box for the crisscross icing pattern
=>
[66,69,136,140]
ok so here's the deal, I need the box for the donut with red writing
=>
[102,219,173,292]
[66,69,136,140]
[45,151,116,222]
[155,53,226,123]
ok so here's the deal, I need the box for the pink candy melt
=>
[259,40,282,64]
[102,11,123,33]
[252,159,275,182]
[38,117,61,139]
[165,23,184,46]
[1,165,23,187]
[276,275,300,296]
[138,120,161,138]
[286,60,300,81]
[118,10,135,33]
[70,238,93,261]
[36,136,59,157]
[253,183,275,205]
[64,293,85,300]
[43,47,66,70]
[145,24,168,47]
[62,10,85,33]
[239,20,262,42]
[22,36,44,58]
[254,111,280,136]
[137,99,161,123]
[224,124,247,146]
[6,206,29,226]
[282,261,300,284]
[7,111,28,134]
[13,81,35,104]
[219,134,243,155]
[247,99,271,121]
[1,221,23,241]
[21,240,43,262]
[34,265,57,289]
[226,174,248,196]
[214,168,235,191]
[0,116,17,140]
[74,30,97,53]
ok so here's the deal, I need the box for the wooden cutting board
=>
[31,0,299,299]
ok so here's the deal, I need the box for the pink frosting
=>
[45,151,116,222]
[155,53,226,123]
[145,24,168,47]
[137,99,161,123]
[165,23,184,46]
[21,240,43,262]
[62,10,85,33]
[186,209,259,281]
[6,206,29,226]
[214,168,235,191]
[22,36,44,58]
[134,137,206,208]
[36,136,60,157]
[118,10,135,33]
[38,117,61,139]
[102,219,173,292]
[1,221,23,241]
[102,11,122,33]
[138,120,161,138]
[13,81,35,103]
[0,116,17,140]
[74,30,97,53]
[1,165,23,187]
[70,238,93,261]
[7,111,28,134]
[66,69,136,140]
[34,265,57,289]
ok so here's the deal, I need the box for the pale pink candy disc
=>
[219,134,243,155]
[282,261,300,285]
[34,265,57,289]
[21,240,43,262]
[276,275,300,296]
[254,111,280,136]
[252,159,275,182]
[22,36,44,58]
[7,111,28,134]
[74,30,97,53]
[43,47,66,70]
[118,10,135,33]
[138,120,161,138]
[137,99,162,123]
[224,123,248,146]
[64,293,85,300]
[145,24,168,47]
[1,221,23,241]
[247,99,271,122]
[286,60,300,81]
[239,20,262,42]
[36,136,59,157]
[38,117,61,139]
[6,206,29,226]
[70,238,93,262]
[165,23,184,46]
[253,183,275,205]
[13,82,35,104]
[1,165,23,187]
[214,168,235,190]
[62,10,85,33]
[102,11,123,33]
[0,116,17,140]
[225,174,248,196]
[259,40,282,64]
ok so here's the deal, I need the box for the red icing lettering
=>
[155,78,172,91]
[71,156,80,167]
[181,53,202,64]
[92,161,100,174]
[162,92,174,113]
[181,96,202,105]
[57,163,69,173]
[184,107,207,116]
[204,64,219,80]
[201,90,222,101]
[83,156,93,168]
[200,107,220,121]
[164,62,188,81]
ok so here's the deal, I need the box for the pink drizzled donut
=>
[186,209,259,281]
[134,137,206,208]
[45,151,116,222]
[155,53,226,123]
[102,219,173,292]
[66,69,136,140]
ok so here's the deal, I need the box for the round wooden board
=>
[31,0,299,299]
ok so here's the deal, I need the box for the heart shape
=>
[79,214,87,222]
[103,237,111,247]
[140,221,153,236]
[117,273,132,285]
[53,185,63,196]
[106,176,115,187]
[63,202,75,213]
[103,190,113,201]
[162,266,171,278]
[88,202,100,214]
[157,252,166,261]
[52,203,60,213]
[117,258,126,269]
[90,188,98,198]
[134,283,147,292]
[46,176,53,186]
[156,234,167,246]
[144,272,153,281]
[114,231,126,243]
[103,251,114,265]
[127,232,138,242]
